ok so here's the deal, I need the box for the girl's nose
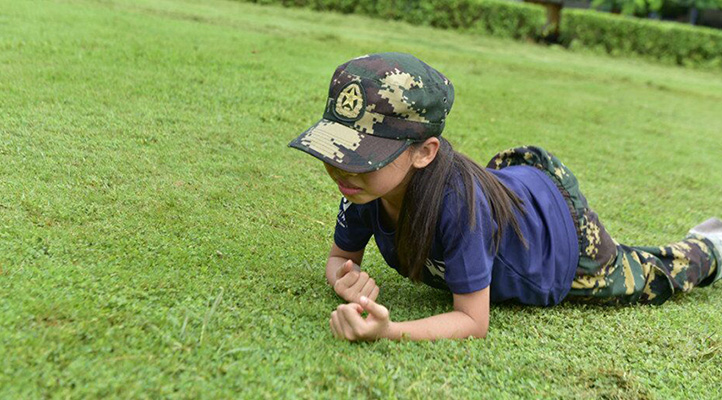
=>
[325,162,359,178]
[336,168,358,177]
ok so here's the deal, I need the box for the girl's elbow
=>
[471,327,488,339]
[468,322,488,339]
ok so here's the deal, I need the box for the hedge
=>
[246,0,548,41]
[560,9,722,68]
[245,0,722,69]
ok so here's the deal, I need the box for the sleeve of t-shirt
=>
[439,188,495,294]
[333,197,373,252]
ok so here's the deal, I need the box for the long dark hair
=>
[395,137,527,282]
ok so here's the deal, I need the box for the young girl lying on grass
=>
[288,52,722,342]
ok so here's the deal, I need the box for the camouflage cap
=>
[288,52,455,173]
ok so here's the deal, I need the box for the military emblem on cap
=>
[334,82,365,121]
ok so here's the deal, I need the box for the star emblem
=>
[340,86,362,112]
[334,82,365,120]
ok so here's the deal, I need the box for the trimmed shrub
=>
[243,0,722,69]
[560,9,722,68]
[244,0,548,42]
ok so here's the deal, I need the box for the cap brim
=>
[288,119,411,173]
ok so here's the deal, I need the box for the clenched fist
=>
[330,296,391,342]
[333,260,379,303]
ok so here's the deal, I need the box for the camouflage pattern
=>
[569,236,719,305]
[488,146,720,306]
[289,53,454,173]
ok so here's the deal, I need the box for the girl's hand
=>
[333,260,380,303]
[329,296,391,341]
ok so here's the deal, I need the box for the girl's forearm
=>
[325,244,364,286]
[383,310,488,341]
[325,256,360,286]
[325,257,346,286]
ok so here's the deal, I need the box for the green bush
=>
[245,0,722,69]
[244,0,548,41]
[560,9,722,68]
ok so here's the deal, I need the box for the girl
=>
[288,52,722,342]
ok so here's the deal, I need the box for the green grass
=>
[1,0,721,398]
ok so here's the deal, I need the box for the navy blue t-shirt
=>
[334,165,579,306]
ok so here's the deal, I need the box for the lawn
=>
[1,0,721,398]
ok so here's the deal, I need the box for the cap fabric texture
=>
[288,52,455,173]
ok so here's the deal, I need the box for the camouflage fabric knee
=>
[568,236,719,305]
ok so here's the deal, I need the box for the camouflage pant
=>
[487,146,720,305]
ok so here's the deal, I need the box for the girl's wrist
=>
[380,321,400,340]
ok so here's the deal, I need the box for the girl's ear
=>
[411,137,440,169]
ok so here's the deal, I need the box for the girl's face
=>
[323,137,440,207]
[324,149,414,205]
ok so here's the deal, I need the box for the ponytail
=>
[395,138,527,282]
